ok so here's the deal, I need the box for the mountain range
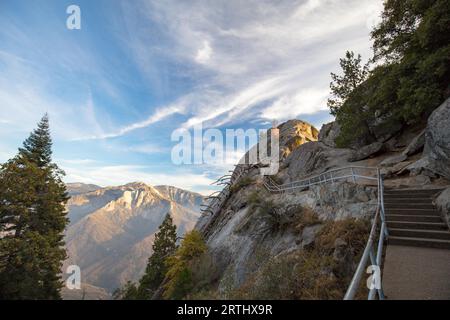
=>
[63,182,204,297]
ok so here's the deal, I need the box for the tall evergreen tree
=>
[0,115,69,299]
[327,51,369,116]
[328,0,450,147]
[18,114,52,168]
[135,213,177,299]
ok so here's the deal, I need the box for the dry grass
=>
[291,206,321,234]
[228,217,370,300]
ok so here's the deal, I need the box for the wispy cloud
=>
[74,103,184,140]
[121,0,382,130]
[126,143,167,154]
[195,40,213,64]
[0,0,383,192]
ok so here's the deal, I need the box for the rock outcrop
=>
[423,97,450,179]
[402,130,425,156]
[197,179,376,292]
[435,187,450,229]
[348,141,384,162]
[284,142,353,182]
[277,120,319,160]
[192,101,450,298]
[318,121,341,148]
[195,120,377,295]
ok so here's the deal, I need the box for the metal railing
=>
[262,166,388,300]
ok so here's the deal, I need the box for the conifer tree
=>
[0,115,69,299]
[328,0,450,147]
[327,51,369,116]
[163,230,207,300]
[135,213,177,299]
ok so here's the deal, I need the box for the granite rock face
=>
[435,187,450,228]
[318,121,341,148]
[195,119,378,294]
[380,154,408,167]
[277,119,319,160]
[194,110,449,298]
[423,97,450,179]
[402,130,425,156]
[348,141,384,162]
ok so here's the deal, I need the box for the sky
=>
[0,0,383,194]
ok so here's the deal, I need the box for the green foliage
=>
[0,115,69,299]
[163,230,207,299]
[112,281,138,300]
[18,114,53,168]
[327,51,369,116]
[135,213,178,299]
[329,0,450,147]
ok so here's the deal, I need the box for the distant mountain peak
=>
[66,182,102,196]
[123,181,150,188]
[64,181,204,293]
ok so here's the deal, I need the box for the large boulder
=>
[380,154,407,167]
[348,141,384,162]
[318,121,340,148]
[435,187,450,229]
[402,129,425,156]
[423,98,450,179]
[285,142,327,179]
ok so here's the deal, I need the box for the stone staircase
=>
[385,188,450,249]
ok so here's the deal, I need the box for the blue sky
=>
[0,0,383,194]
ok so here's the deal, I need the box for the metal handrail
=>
[262,166,388,300]
[264,166,379,193]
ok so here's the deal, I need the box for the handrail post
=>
[378,172,389,238]
[351,167,356,183]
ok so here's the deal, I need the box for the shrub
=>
[113,281,138,300]
[229,177,254,193]
[229,218,370,300]
[292,206,321,234]
[163,230,207,299]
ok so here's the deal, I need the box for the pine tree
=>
[328,0,450,147]
[327,51,369,116]
[0,115,69,299]
[163,230,207,300]
[19,114,52,168]
[135,213,177,299]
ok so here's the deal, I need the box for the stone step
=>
[389,228,450,240]
[383,198,433,204]
[387,221,448,231]
[386,214,443,223]
[385,208,440,216]
[388,236,450,250]
[385,203,435,210]
[384,189,443,196]
[384,193,434,199]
